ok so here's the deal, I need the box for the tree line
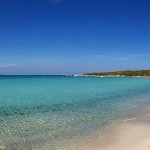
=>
[84,70,150,77]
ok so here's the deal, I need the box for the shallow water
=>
[0,76,150,150]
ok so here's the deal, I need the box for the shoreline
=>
[80,108,150,150]
[1,76,150,150]
[74,70,150,78]
[2,111,150,150]
[1,108,150,150]
[74,75,150,78]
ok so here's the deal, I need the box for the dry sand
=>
[80,114,150,150]
[1,113,150,150]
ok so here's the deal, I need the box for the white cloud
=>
[0,64,16,68]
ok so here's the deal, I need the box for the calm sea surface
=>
[0,76,150,150]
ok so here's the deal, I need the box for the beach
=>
[1,115,150,150]
[1,76,150,150]
[1,0,150,148]
[80,112,150,150]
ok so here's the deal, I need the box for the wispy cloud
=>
[118,53,150,61]
[0,64,16,68]
[92,52,150,62]
[92,54,106,60]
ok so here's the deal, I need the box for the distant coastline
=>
[1,70,150,78]
[75,70,150,78]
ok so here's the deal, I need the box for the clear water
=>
[0,76,150,150]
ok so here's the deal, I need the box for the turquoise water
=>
[1,76,150,150]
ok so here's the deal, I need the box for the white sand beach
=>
[81,114,150,150]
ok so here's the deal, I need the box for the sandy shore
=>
[80,114,150,150]
[1,112,150,150]
[0,142,4,150]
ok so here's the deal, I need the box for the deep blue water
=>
[0,76,150,150]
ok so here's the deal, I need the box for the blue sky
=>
[0,0,150,75]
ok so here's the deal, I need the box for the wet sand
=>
[2,111,150,150]
[2,119,150,150]
[2,116,150,150]
[0,142,4,150]
[81,113,150,150]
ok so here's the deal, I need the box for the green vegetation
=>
[83,70,150,77]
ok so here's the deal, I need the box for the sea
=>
[0,75,150,150]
